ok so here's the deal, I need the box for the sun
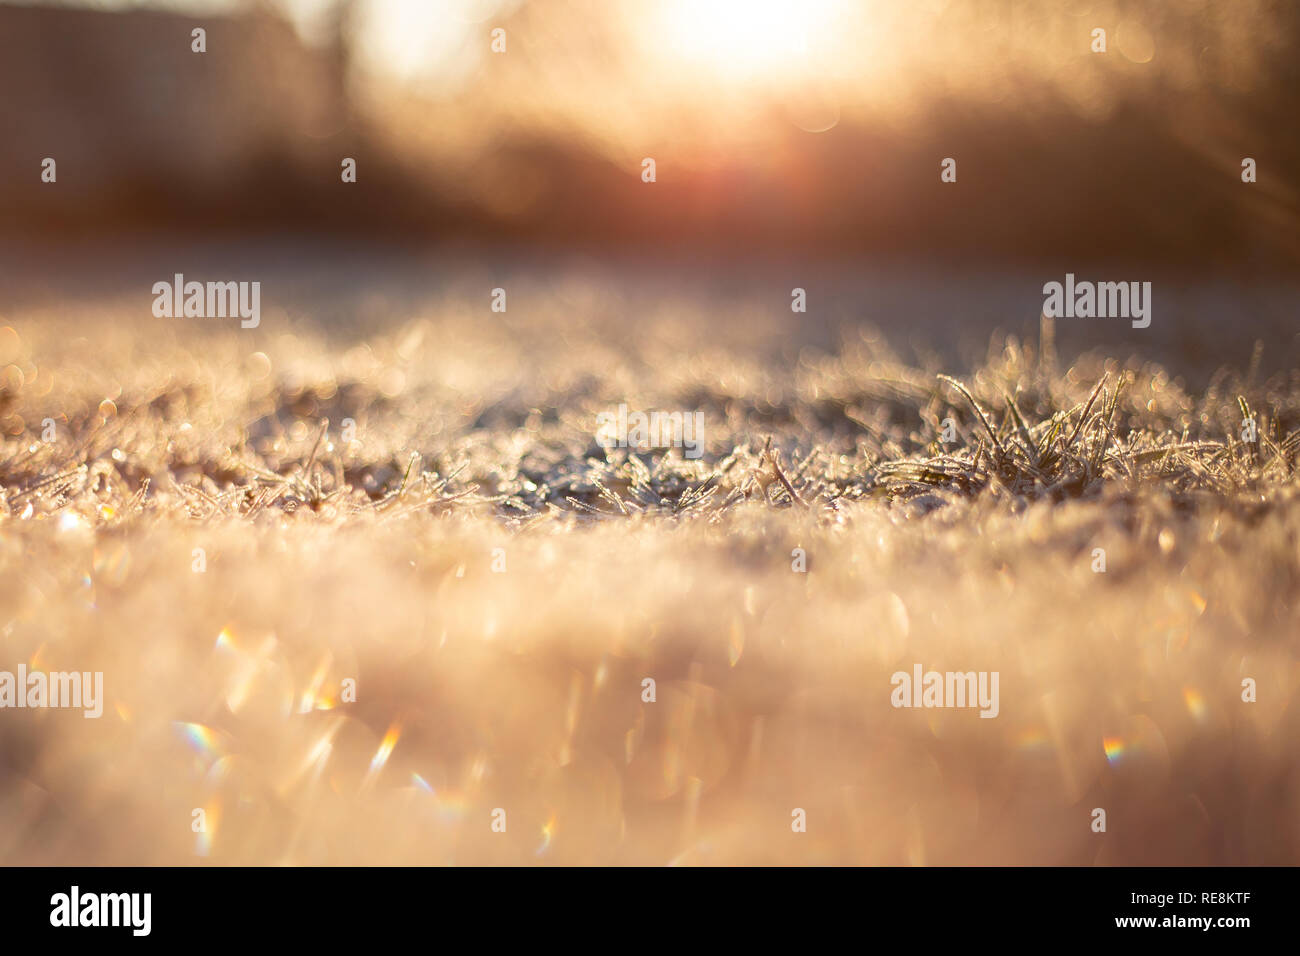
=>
[657,0,845,79]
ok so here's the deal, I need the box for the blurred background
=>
[1,0,1298,389]
[1,0,1298,268]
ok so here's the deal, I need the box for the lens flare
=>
[366,722,402,783]
[536,813,557,856]
[174,721,228,774]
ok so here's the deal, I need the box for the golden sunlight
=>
[654,0,847,80]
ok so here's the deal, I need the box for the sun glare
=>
[658,0,845,79]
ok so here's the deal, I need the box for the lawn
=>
[1,258,1297,864]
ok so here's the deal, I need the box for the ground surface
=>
[1,247,1298,864]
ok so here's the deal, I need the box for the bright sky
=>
[19,0,858,89]
[11,0,1239,135]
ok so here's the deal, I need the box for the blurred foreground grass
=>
[0,278,1298,864]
